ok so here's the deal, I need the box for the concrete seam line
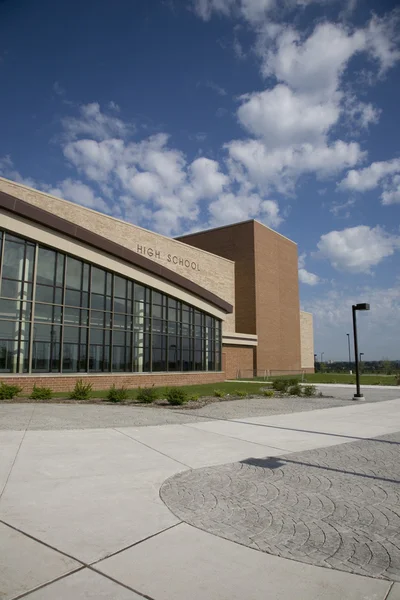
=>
[0,519,87,566]
[89,521,183,566]
[112,427,193,469]
[178,420,291,453]
[383,582,395,600]
[89,565,158,600]
[8,566,86,600]
[0,404,36,500]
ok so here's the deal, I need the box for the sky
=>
[0,0,399,361]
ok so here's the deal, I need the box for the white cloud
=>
[45,179,111,214]
[201,80,227,96]
[237,84,339,147]
[298,253,320,285]
[64,138,124,182]
[62,103,132,141]
[0,156,38,189]
[208,192,281,228]
[192,0,275,23]
[339,158,400,192]
[189,157,229,197]
[316,225,400,273]
[226,138,363,194]
[382,175,400,205]
[366,11,400,75]
[259,23,366,99]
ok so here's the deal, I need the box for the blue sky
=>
[0,0,399,360]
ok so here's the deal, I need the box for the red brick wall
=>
[0,371,225,394]
[223,345,255,380]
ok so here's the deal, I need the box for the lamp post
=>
[346,333,351,372]
[352,303,370,400]
[314,353,317,372]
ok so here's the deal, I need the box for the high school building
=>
[0,176,314,392]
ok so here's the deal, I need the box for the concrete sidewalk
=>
[1,398,400,600]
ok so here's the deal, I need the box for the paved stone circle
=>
[161,432,400,581]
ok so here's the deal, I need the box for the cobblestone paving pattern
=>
[161,432,400,581]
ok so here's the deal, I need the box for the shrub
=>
[189,394,199,402]
[69,379,93,400]
[107,385,129,402]
[302,385,317,397]
[29,385,52,400]
[166,387,188,406]
[137,386,159,404]
[272,379,289,393]
[288,378,301,387]
[288,384,302,396]
[214,389,226,398]
[234,389,247,398]
[263,390,274,397]
[0,382,22,400]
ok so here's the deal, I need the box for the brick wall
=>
[0,372,225,394]
[223,345,255,380]
[254,221,301,371]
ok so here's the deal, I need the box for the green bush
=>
[189,394,199,402]
[288,384,302,396]
[107,385,129,402]
[214,389,226,398]
[29,385,52,400]
[234,389,247,398]
[288,378,301,387]
[263,390,274,397]
[272,379,289,393]
[165,387,188,406]
[137,386,159,403]
[302,385,317,397]
[69,379,93,400]
[0,382,23,400]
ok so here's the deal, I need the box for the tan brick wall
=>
[223,345,255,380]
[178,221,256,335]
[0,372,225,394]
[300,311,315,370]
[0,177,235,332]
[180,220,302,372]
[254,221,301,371]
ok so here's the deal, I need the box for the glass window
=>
[0,228,221,374]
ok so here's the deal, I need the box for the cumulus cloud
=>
[298,253,320,285]
[62,102,132,141]
[45,179,111,214]
[316,225,400,273]
[338,158,400,206]
[237,85,339,147]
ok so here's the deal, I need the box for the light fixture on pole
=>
[352,303,370,400]
[346,333,351,372]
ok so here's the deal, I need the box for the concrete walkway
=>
[1,397,400,599]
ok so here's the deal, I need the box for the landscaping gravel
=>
[0,386,398,431]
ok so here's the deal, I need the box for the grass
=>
[240,373,399,386]
[51,381,270,400]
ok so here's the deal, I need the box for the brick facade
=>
[179,221,303,373]
[0,372,225,394]
[223,345,255,380]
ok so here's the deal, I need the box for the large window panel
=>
[0,228,222,374]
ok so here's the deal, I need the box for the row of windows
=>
[0,230,222,373]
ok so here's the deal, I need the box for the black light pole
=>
[352,303,370,400]
[346,333,351,372]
